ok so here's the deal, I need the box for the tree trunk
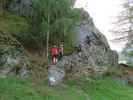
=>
[46,13,50,62]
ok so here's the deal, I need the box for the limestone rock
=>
[48,65,65,86]
[0,32,30,77]
[54,11,118,82]
[58,17,118,73]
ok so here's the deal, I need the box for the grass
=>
[0,77,88,100]
[85,77,133,100]
[0,76,132,100]
[64,76,133,100]
[0,11,29,34]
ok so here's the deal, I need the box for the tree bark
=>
[46,12,50,62]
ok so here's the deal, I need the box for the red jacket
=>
[51,47,59,56]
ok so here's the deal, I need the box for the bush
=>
[0,12,29,34]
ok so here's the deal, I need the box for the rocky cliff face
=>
[0,32,30,77]
[48,11,118,85]
[73,13,118,70]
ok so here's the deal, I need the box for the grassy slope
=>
[0,12,29,34]
[84,77,133,100]
[0,76,133,100]
[0,77,88,100]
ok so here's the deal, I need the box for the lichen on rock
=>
[48,10,118,85]
[0,32,30,77]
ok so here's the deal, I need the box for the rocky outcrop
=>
[0,32,30,77]
[48,11,118,85]
[48,65,65,86]
[117,64,133,85]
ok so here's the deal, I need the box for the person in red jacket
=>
[51,45,59,64]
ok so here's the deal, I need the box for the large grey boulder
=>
[60,11,118,73]
[48,65,65,86]
[48,11,118,85]
[0,32,30,78]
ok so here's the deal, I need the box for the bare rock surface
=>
[0,32,30,77]
[48,11,118,85]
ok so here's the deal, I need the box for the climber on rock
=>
[77,43,82,52]
[50,45,59,64]
[86,35,91,45]
[58,43,64,61]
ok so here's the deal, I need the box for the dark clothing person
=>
[77,44,82,52]
[75,44,82,53]
[86,35,91,45]
[58,44,64,61]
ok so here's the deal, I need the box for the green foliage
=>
[0,77,88,100]
[30,0,82,51]
[122,44,133,66]
[127,50,133,57]
[86,77,133,100]
[67,76,133,100]
[0,76,133,100]
[15,32,45,49]
[0,12,29,34]
[63,31,75,54]
[0,0,83,53]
